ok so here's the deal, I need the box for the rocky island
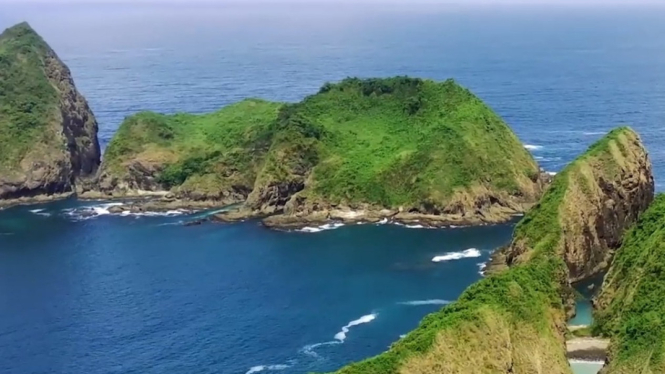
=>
[332,127,653,374]
[0,22,100,206]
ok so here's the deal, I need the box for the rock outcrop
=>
[83,99,281,207]
[0,22,100,206]
[486,127,654,283]
[593,194,665,374]
[217,77,547,227]
[332,127,653,374]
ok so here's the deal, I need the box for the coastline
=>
[566,338,609,362]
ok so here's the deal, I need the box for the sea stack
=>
[0,22,101,206]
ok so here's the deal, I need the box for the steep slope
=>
[89,99,282,205]
[593,194,665,374]
[0,22,100,205]
[332,128,652,374]
[487,127,653,283]
[221,77,546,226]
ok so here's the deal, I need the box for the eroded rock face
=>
[487,127,654,284]
[0,23,100,205]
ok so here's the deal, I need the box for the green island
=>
[97,76,546,225]
[593,194,665,373]
[4,22,665,374]
[0,22,100,203]
[332,127,653,374]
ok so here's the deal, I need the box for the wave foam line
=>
[245,364,290,374]
[398,299,450,306]
[298,222,345,233]
[432,248,481,263]
[335,313,377,342]
[300,341,340,358]
[524,144,543,150]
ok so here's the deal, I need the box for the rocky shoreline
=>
[566,338,609,362]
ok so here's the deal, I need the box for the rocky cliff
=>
[331,127,653,374]
[486,127,653,283]
[218,77,547,227]
[0,22,100,206]
[593,194,665,374]
[86,99,281,207]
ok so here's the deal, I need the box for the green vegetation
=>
[593,194,665,373]
[279,77,539,207]
[101,99,282,192]
[0,22,59,170]
[332,127,641,374]
[102,77,541,210]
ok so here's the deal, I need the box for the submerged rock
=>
[0,22,100,206]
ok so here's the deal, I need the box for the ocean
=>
[2,3,664,374]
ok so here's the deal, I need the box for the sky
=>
[0,0,662,3]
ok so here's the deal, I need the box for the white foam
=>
[583,132,605,136]
[524,144,543,151]
[334,314,377,342]
[300,341,340,358]
[547,171,558,176]
[64,202,189,220]
[398,299,450,306]
[378,218,389,225]
[477,262,488,276]
[432,248,482,263]
[298,222,344,233]
[399,334,407,339]
[29,208,51,217]
[245,365,290,374]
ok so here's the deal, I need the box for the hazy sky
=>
[0,0,662,3]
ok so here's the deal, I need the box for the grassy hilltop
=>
[332,127,653,374]
[99,77,543,221]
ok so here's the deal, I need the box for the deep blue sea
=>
[2,3,665,374]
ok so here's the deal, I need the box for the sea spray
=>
[432,248,481,263]
[398,300,450,306]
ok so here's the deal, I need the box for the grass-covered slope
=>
[0,22,100,202]
[332,128,653,374]
[487,127,653,282]
[242,77,543,223]
[593,194,665,374]
[95,99,282,201]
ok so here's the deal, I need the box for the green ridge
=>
[332,127,638,374]
[0,22,59,170]
[593,194,665,373]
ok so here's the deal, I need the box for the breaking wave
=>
[398,299,450,306]
[524,144,543,150]
[63,203,188,221]
[300,313,378,358]
[297,222,345,233]
[245,365,290,374]
[432,248,482,263]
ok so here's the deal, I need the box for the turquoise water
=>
[571,361,604,374]
[1,3,665,374]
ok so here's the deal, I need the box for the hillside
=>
[331,128,653,374]
[486,127,653,283]
[593,194,665,374]
[219,77,546,226]
[90,99,282,206]
[0,22,100,205]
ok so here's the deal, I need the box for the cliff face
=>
[220,77,546,226]
[331,128,652,374]
[487,127,653,283]
[593,194,665,374]
[0,22,100,205]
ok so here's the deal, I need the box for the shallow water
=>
[570,360,604,374]
[1,3,664,373]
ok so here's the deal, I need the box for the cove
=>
[0,200,514,374]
